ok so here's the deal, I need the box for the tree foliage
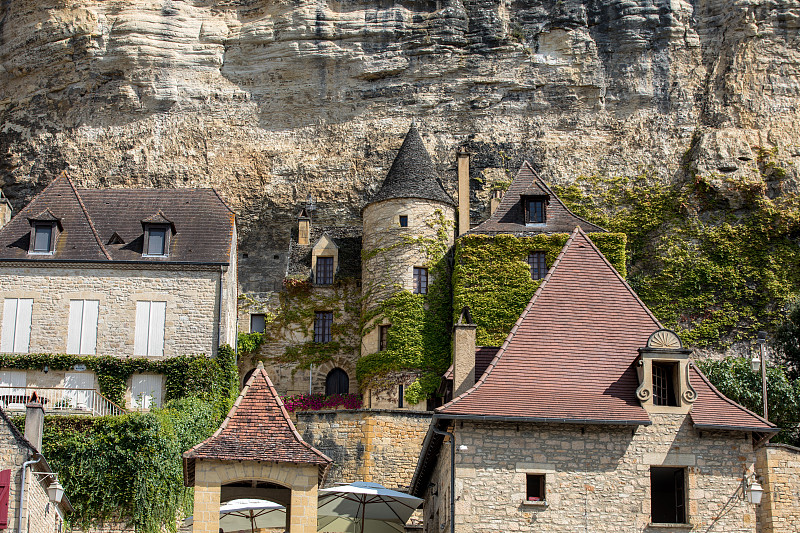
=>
[696,357,800,445]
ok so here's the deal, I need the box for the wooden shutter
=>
[0,469,11,529]
[131,374,162,409]
[81,300,99,355]
[134,301,150,356]
[0,299,16,353]
[67,300,84,354]
[148,302,166,357]
[14,299,32,353]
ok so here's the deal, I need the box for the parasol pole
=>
[250,510,256,533]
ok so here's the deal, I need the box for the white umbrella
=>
[317,515,404,533]
[184,499,286,532]
[317,482,423,533]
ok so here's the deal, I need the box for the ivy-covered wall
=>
[8,346,239,533]
[453,233,627,346]
[551,148,800,348]
[0,346,238,418]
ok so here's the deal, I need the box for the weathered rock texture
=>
[1,0,800,289]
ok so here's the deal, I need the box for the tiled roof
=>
[183,363,331,485]
[366,124,454,208]
[439,228,654,423]
[689,365,777,432]
[468,162,605,235]
[0,172,235,264]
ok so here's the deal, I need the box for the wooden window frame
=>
[652,362,678,406]
[527,251,548,280]
[29,222,58,255]
[413,267,428,294]
[250,314,266,333]
[650,467,687,525]
[525,474,546,502]
[524,196,547,225]
[399,215,409,227]
[143,224,170,257]
[314,311,333,343]
[379,324,390,351]
[316,256,334,285]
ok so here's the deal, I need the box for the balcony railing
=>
[0,387,126,417]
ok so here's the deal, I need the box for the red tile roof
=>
[689,365,776,432]
[468,162,605,235]
[183,364,331,485]
[439,227,776,433]
[440,228,654,423]
[0,172,235,264]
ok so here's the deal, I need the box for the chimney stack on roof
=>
[457,150,471,235]
[452,306,477,398]
[24,394,45,451]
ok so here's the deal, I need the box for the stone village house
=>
[0,172,237,411]
[1,398,72,533]
[410,228,777,532]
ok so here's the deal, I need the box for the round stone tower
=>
[360,124,456,409]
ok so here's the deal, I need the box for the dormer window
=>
[524,196,547,225]
[141,211,174,258]
[144,226,169,256]
[27,210,61,255]
[636,329,696,413]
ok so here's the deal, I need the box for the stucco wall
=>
[424,415,757,533]
[0,263,230,357]
[756,443,800,533]
[296,409,432,490]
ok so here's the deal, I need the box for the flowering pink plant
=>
[282,393,363,412]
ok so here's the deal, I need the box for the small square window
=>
[314,311,333,343]
[650,467,686,524]
[413,267,428,294]
[527,252,547,280]
[250,314,266,333]
[316,256,334,285]
[145,227,168,256]
[379,324,390,351]
[526,474,545,502]
[399,215,408,227]
[32,224,53,253]
[524,197,547,224]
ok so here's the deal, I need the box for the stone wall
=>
[424,414,757,533]
[0,263,232,357]
[756,443,800,533]
[0,414,66,533]
[296,409,432,490]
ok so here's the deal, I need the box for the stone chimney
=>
[297,207,311,245]
[24,395,45,451]
[452,306,477,398]
[0,190,11,229]
[490,189,503,216]
[457,150,470,235]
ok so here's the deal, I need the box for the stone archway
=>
[184,363,332,533]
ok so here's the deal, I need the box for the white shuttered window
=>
[1,298,33,353]
[131,374,163,409]
[134,301,166,356]
[67,300,99,355]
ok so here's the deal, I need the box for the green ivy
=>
[13,397,219,533]
[357,210,454,403]
[453,233,627,346]
[0,345,239,422]
[552,164,800,347]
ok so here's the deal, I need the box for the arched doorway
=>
[325,368,349,395]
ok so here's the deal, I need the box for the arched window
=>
[325,368,349,396]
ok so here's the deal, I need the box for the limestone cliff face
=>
[0,0,799,290]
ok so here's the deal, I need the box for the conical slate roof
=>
[183,363,331,485]
[367,125,454,207]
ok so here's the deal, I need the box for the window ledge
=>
[647,523,692,529]
[521,501,547,508]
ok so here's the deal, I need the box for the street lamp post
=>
[753,331,768,420]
